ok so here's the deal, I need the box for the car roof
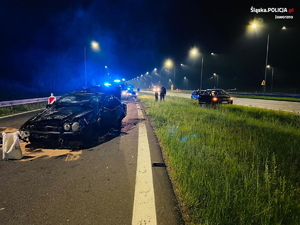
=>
[66,92,102,96]
[206,89,224,91]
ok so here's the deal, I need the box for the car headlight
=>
[72,122,80,132]
[212,97,218,102]
[229,97,233,101]
[63,123,71,131]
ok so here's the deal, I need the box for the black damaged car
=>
[198,89,233,104]
[19,92,127,148]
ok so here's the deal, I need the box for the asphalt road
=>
[164,92,300,114]
[0,99,183,225]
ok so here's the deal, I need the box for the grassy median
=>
[0,102,47,117]
[140,95,300,225]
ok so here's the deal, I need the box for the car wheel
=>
[83,125,99,147]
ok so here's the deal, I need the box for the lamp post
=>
[189,47,216,90]
[165,59,174,87]
[184,76,188,89]
[263,34,270,93]
[213,73,218,88]
[267,65,275,93]
[84,47,87,87]
[84,41,100,88]
[250,21,286,93]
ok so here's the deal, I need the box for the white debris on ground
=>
[0,127,82,161]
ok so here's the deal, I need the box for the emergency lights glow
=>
[104,82,111,87]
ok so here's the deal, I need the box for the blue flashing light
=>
[114,79,121,83]
[104,82,112,87]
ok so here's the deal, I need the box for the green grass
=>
[0,102,47,117]
[140,95,300,225]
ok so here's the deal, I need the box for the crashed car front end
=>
[19,110,96,147]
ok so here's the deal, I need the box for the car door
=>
[101,95,121,128]
[199,90,211,103]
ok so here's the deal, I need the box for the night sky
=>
[0,0,298,98]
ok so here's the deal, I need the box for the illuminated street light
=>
[282,26,286,30]
[164,59,176,87]
[165,59,173,68]
[84,40,100,87]
[249,21,284,93]
[91,41,100,52]
[213,73,219,88]
[189,47,199,57]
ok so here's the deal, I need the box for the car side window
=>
[204,90,210,95]
[103,96,120,109]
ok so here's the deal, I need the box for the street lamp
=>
[249,20,286,93]
[213,73,219,88]
[164,59,175,87]
[189,47,216,90]
[84,41,100,88]
[267,65,275,93]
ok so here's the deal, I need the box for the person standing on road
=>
[154,89,159,101]
[160,86,166,101]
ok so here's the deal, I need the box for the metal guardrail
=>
[0,97,49,108]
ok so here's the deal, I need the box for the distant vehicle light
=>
[104,82,111,87]
[114,79,121,83]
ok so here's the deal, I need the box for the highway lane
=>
[0,99,183,225]
[164,91,300,114]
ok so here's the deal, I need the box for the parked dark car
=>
[198,89,233,104]
[19,92,127,148]
[191,90,205,100]
[121,89,137,99]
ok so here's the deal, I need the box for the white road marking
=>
[132,104,157,225]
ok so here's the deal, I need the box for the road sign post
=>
[48,93,56,104]
[261,80,266,93]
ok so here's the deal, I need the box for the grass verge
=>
[140,95,300,225]
[0,102,47,117]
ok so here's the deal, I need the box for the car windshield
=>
[56,93,98,107]
[212,90,227,95]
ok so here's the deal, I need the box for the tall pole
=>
[264,34,270,93]
[200,56,204,90]
[271,67,274,93]
[84,47,87,88]
[174,66,176,89]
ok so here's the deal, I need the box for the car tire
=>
[82,125,99,147]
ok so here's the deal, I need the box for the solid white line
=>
[132,104,157,225]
